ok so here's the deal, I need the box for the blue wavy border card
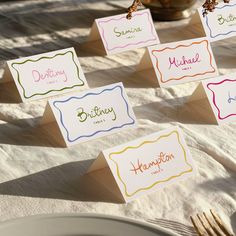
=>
[198,0,236,42]
[48,82,137,146]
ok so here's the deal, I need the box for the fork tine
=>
[210,210,235,236]
[203,212,224,236]
[190,215,206,236]
[197,213,216,236]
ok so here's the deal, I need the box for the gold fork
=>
[190,209,235,236]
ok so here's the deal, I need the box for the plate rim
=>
[0,212,180,236]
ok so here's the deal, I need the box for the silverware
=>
[148,218,197,236]
[190,209,235,236]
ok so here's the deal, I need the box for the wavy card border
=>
[205,2,236,39]
[108,130,193,198]
[11,50,84,99]
[207,79,236,120]
[151,40,216,84]
[53,85,135,143]
[97,11,157,52]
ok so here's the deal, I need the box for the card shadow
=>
[0,161,123,204]
[86,66,159,89]
[133,96,217,125]
[231,211,236,234]
[0,119,63,148]
[157,22,205,44]
[0,2,125,39]
[211,38,236,71]
[0,81,22,104]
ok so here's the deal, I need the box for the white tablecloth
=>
[0,0,235,234]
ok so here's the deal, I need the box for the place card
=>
[86,9,160,55]
[87,126,195,202]
[189,73,236,124]
[1,48,87,102]
[189,0,236,42]
[137,37,218,87]
[40,82,137,147]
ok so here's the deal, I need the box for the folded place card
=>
[190,0,236,42]
[137,37,218,87]
[189,73,236,124]
[87,126,195,202]
[40,82,137,147]
[2,48,87,102]
[87,9,160,55]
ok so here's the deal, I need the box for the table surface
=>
[0,0,235,234]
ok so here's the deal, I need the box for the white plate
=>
[0,213,179,236]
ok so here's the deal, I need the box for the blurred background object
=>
[141,0,198,20]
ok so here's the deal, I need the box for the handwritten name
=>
[228,91,236,103]
[130,152,175,175]
[32,69,67,83]
[77,106,116,122]
[218,14,236,25]
[113,27,142,38]
[168,53,201,70]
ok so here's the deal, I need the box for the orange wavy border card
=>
[87,9,160,55]
[89,126,196,202]
[2,47,88,102]
[190,73,236,125]
[140,37,218,87]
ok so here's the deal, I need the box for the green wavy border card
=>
[88,126,196,202]
[7,47,88,102]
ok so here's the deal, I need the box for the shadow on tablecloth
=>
[0,160,123,203]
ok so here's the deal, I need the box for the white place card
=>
[87,126,195,202]
[2,48,87,102]
[41,82,137,146]
[87,9,160,55]
[137,37,218,87]
[189,73,236,124]
[189,0,236,42]
[199,0,236,42]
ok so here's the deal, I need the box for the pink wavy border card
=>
[202,73,236,124]
[95,9,160,55]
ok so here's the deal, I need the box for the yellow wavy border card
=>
[87,126,195,202]
[2,47,88,102]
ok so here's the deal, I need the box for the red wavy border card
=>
[138,37,218,87]
[202,73,236,124]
